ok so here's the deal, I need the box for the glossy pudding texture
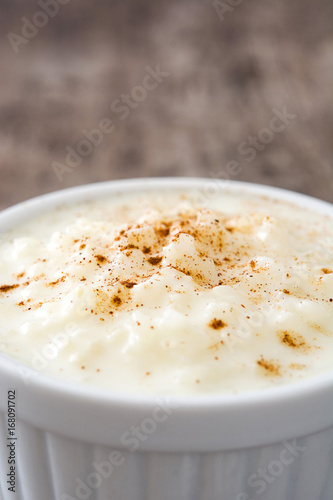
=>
[0,189,332,395]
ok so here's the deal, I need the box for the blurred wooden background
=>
[0,0,332,209]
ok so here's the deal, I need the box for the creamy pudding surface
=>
[0,188,332,395]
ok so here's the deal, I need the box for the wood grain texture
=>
[0,0,332,209]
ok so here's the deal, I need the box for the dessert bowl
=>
[0,178,332,500]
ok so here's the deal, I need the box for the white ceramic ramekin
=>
[0,179,332,500]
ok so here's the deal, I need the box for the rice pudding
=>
[0,188,332,395]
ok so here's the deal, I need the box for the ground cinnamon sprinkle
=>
[121,244,138,251]
[112,295,122,307]
[48,276,66,286]
[147,256,163,265]
[257,358,281,375]
[0,284,19,293]
[280,331,308,349]
[208,318,227,330]
[154,223,170,237]
[121,281,137,289]
[322,268,332,274]
[95,254,107,264]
